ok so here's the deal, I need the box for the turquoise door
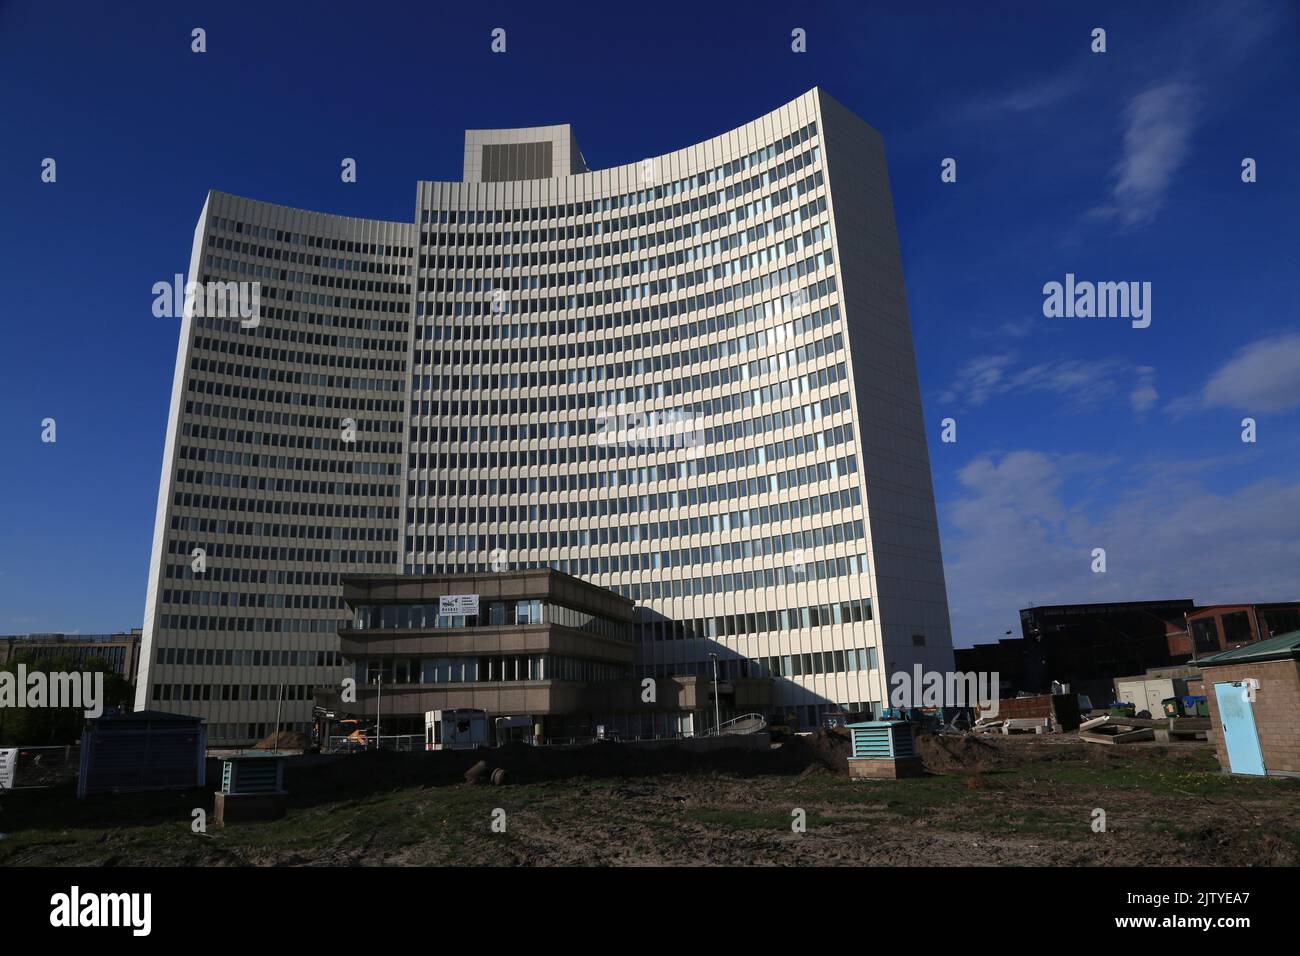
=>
[1214,682,1265,776]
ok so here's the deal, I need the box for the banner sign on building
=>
[0,748,16,790]
[439,595,479,617]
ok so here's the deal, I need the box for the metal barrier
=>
[702,713,768,736]
[1,744,81,789]
[322,732,711,751]
[324,734,424,752]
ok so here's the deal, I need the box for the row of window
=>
[164,589,341,611]
[182,423,400,457]
[167,538,397,566]
[207,235,411,289]
[154,645,343,668]
[187,400,401,436]
[165,565,346,587]
[170,515,397,542]
[410,483,861,552]
[189,351,403,393]
[361,654,628,685]
[178,445,400,474]
[207,263,409,316]
[187,372,407,415]
[194,334,407,374]
[177,469,400,500]
[171,494,398,524]
[414,552,871,604]
[416,178,825,285]
[155,615,345,633]
[408,439,856,516]
[410,325,842,432]
[152,682,317,702]
[417,232,832,322]
[417,121,818,228]
[635,598,873,643]
[210,215,413,262]
[400,418,857,530]
[349,599,626,642]
[413,266,822,344]
[635,646,879,681]
[195,312,407,354]
[413,292,839,393]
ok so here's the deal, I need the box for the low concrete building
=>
[1195,631,1300,778]
[317,570,771,744]
[0,629,142,683]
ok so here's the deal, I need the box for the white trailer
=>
[1114,676,1188,716]
[425,709,489,751]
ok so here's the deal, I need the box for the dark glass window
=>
[1221,611,1253,646]
[1191,618,1220,652]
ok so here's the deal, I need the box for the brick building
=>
[1196,631,1300,779]
[1175,603,1300,658]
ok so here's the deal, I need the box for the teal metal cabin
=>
[220,753,285,796]
[847,720,916,759]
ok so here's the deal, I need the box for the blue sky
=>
[1,1,1297,646]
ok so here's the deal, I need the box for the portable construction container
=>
[77,710,206,799]
[425,708,489,750]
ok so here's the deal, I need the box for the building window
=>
[1221,611,1253,646]
[1190,618,1220,653]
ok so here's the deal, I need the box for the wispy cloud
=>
[1169,332,1300,415]
[951,69,1087,123]
[1130,366,1158,417]
[938,353,1145,414]
[1089,81,1199,229]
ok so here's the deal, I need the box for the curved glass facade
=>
[138,88,953,744]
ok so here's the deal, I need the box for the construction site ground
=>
[2,730,1296,866]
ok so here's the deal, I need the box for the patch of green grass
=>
[683,807,830,830]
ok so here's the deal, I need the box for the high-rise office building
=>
[138,88,953,744]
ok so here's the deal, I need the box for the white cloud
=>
[942,450,1300,646]
[1201,333,1300,413]
[1090,81,1199,229]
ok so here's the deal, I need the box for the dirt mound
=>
[780,727,851,775]
[251,730,309,751]
[912,731,1002,773]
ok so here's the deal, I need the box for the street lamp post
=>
[708,652,721,736]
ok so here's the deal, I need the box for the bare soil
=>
[1,732,1295,866]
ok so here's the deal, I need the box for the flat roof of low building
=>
[1020,599,1195,618]
[1186,602,1300,616]
[340,568,634,620]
